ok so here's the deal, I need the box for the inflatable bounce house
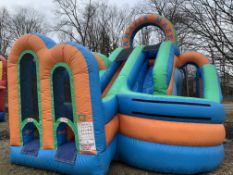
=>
[0,54,7,121]
[8,14,225,174]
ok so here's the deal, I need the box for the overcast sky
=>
[0,0,142,40]
[0,0,141,14]
[0,0,142,20]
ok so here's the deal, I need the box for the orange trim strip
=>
[119,114,225,146]
[93,53,106,70]
[104,115,119,145]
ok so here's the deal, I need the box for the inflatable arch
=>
[8,14,225,175]
[122,14,177,48]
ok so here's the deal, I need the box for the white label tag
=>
[60,117,68,123]
[77,122,96,151]
[27,118,34,122]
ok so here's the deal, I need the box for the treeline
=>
[0,0,233,96]
[0,7,47,56]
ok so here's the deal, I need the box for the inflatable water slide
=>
[8,14,225,174]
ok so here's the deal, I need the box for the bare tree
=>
[8,7,48,41]
[54,0,133,55]
[141,0,233,96]
[132,0,192,51]
[54,0,97,46]
[0,8,11,56]
[180,0,233,93]
[90,2,133,54]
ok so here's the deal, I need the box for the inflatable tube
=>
[100,48,123,92]
[102,62,125,97]
[104,115,119,145]
[119,114,225,146]
[93,53,107,70]
[153,41,180,95]
[122,14,177,48]
[176,52,209,68]
[118,134,224,174]
[107,45,145,96]
[200,64,222,103]
[117,93,225,123]
[103,95,118,123]
[172,52,222,103]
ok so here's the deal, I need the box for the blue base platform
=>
[118,134,224,174]
[10,134,224,174]
[10,137,117,175]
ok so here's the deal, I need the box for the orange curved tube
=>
[119,114,225,146]
[167,52,209,95]
[122,14,177,48]
[93,53,106,70]
[176,52,209,68]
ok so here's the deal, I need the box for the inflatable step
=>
[55,141,77,164]
[21,139,40,156]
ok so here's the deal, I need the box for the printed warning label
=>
[77,122,96,151]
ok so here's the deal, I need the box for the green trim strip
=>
[108,48,123,62]
[99,70,105,77]
[21,118,40,130]
[202,64,221,103]
[17,50,43,147]
[54,118,78,148]
[153,41,173,95]
[99,48,123,79]
[50,63,80,151]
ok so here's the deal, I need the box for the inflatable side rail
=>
[117,94,225,123]
[153,44,222,103]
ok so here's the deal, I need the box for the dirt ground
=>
[1,114,233,175]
